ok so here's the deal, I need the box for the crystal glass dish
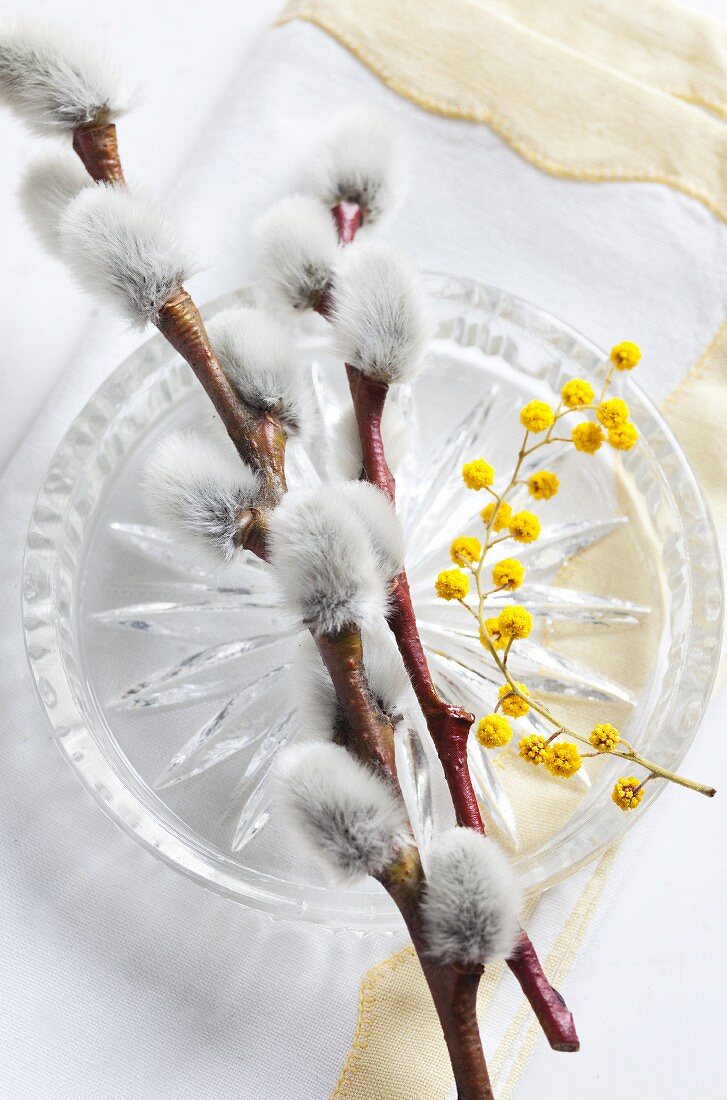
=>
[23,275,722,930]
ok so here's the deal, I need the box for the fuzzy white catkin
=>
[292,635,340,741]
[59,184,193,328]
[329,403,409,481]
[254,194,339,310]
[331,242,432,384]
[274,742,408,880]
[306,107,406,223]
[421,829,521,966]
[0,22,126,135]
[334,480,405,584]
[18,152,91,255]
[267,485,390,635]
[206,307,311,436]
[293,620,412,741]
[360,619,414,718]
[144,431,261,563]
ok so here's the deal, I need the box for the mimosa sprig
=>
[436,344,716,810]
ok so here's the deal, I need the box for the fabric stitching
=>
[661,320,727,411]
[330,946,418,1097]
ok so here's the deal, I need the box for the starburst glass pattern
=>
[23,277,722,929]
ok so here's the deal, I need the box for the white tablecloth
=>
[1,2,725,1097]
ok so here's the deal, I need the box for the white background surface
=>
[1,2,726,1098]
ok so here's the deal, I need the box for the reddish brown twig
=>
[317,213,578,1049]
[72,119,125,183]
[383,843,494,1100]
[156,290,286,502]
[316,629,398,778]
[507,936,579,1052]
[345,364,396,500]
[331,200,362,243]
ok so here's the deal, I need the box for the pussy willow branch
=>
[316,228,579,1052]
[157,289,495,1097]
[220,456,496,1099]
[68,120,286,501]
[64,139,497,1094]
[317,629,493,1100]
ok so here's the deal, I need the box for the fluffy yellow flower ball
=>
[480,500,512,532]
[612,776,645,810]
[596,398,629,429]
[476,713,513,749]
[450,535,482,567]
[527,470,559,500]
[519,733,548,765]
[607,423,639,451]
[498,682,530,718]
[497,605,533,639]
[589,723,620,752]
[572,421,604,454]
[482,618,508,650]
[491,557,525,591]
[462,459,495,490]
[508,510,541,543]
[520,400,555,434]
[561,378,595,408]
[545,741,582,778]
[610,341,641,371]
[435,568,469,601]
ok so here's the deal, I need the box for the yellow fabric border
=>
[330,899,536,1099]
[330,946,453,1099]
[279,0,727,224]
[478,0,727,120]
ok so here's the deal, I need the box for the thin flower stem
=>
[619,752,715,796]
[474,587,714,797]
[457,599,481,623]
[599,364,615,403]
[522,438,552,458]
[554,404,595,421]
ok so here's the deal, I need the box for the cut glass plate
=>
[22,276,722,930]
